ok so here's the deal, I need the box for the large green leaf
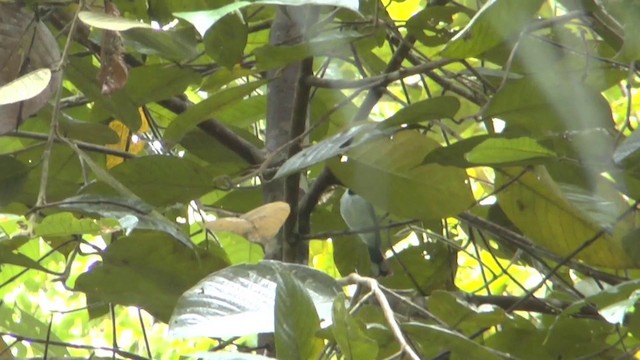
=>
[274,270,323,360]
[203,13,247,69]
[168,261,341,338]
[74,231,229,322]
[331,294,378,360]
[66,57,141,131]
[497,167,636,268]
[465,137,556,165]
[441,0,545,58]
[102,155,216,207]
[0,155,29,205]
[485,77,614,135]
[124,64,201,105]
[329,131,474,221]
[34,212,120,237]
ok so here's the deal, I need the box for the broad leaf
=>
[274,123,387,179]
[274,271,323,360]
[441,0,545,58]
[331,294,378,360]
[497,167,635,268]
[329,130,474,221]
[465,137,556,165]
[168,261,341,338]
[75,231,229,322]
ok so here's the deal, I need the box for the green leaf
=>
[0,155,29,205]
[124,65,201,105]
[465,137,556,165]
[104,155,216,207]
[254,30,368,70]
[175,0,359,36]
[66,57,140,131]
[441,0,545,58]
[0,246,50,273]
[427,291,507,335]
[34,212,120,237]
[497,167,635,268]
[329,131,474,221]
[203,13,247,69]
[168,261,341,338]
[124,27,200,62]
[381,242,456,292]
[274,123,388,179]
[331,294,378,360]
[55,194,192,248]
[274,270,323,360]
[74,231,229,322]
[485,77,614,135]
[377,96,460,129]
[163,80,267,145]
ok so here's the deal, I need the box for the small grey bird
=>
[340,189,390,276]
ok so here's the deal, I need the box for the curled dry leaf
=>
[0,3,62,134]
[98,2,128,95]
[205,201,291,247]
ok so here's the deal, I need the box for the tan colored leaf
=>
[205,202,291,246]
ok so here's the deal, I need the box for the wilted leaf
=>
[205,202,290,247]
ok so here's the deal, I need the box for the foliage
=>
[1,0,640,359]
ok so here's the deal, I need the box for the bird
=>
[339,189,390,277]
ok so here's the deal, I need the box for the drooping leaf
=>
[75,231,229,322]
[377,96,460,129]
[331,294,378,360]
[274,123,387,179]
[441,0,545,58]
[274,270,323,360]
[329,130,474,221]
[55,194,192,248]
[124,65,201,105]
[168,261,342,338]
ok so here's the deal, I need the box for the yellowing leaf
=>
[78,11,151,31]
[106,108,150,168]
[205,201,290,246]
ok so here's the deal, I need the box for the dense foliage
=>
[1,0,640,359]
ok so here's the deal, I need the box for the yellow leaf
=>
[106,107,150,168]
